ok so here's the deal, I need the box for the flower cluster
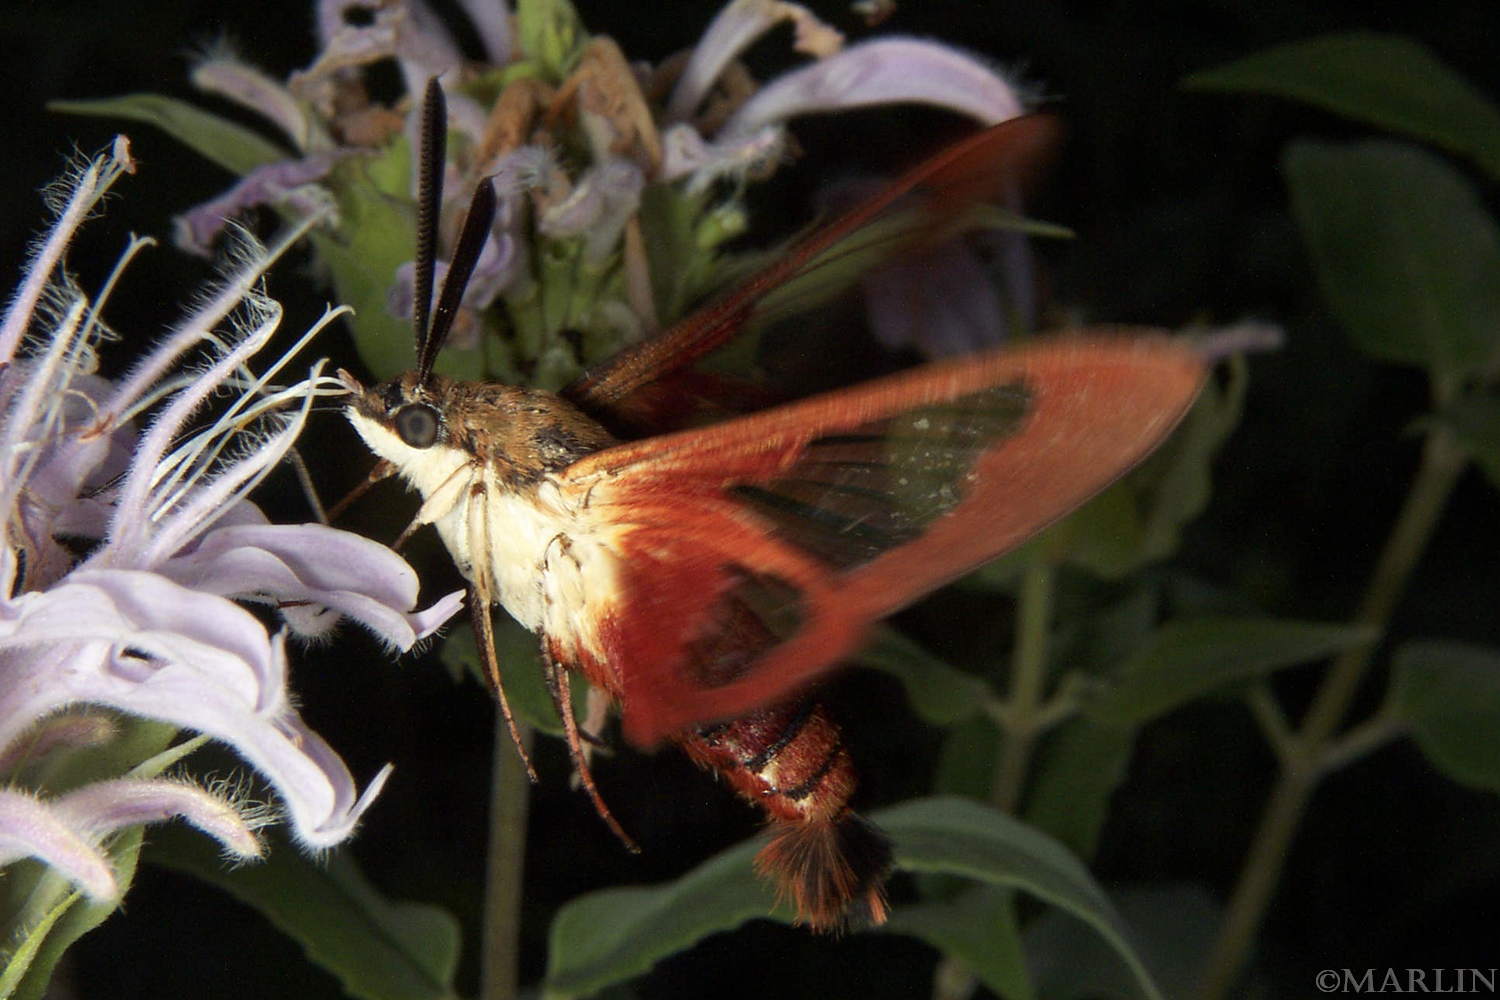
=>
[107,0,1036,384]
[0,136,463,908]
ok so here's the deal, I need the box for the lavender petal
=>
[158,522,465,649]
[175,157,339,257]
[54,778,263,858]
[192,52,324,152]
[0,712,117,775]
[669,0,843,122]
[862,240,1007,357]
[0,789,118,899]
[723,37,1025,137]
[388,232,518,321]
[456,0,513,64]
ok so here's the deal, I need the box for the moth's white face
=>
[345,406,471,507]
[344,402,625,667]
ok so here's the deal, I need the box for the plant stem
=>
[1197,428,1466,999]
[932,556,1058,1000]
[990,558,1057,814]
[1245,682,1294,762]
[480,718,534,1000]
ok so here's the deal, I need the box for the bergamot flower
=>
[0,136,463,912]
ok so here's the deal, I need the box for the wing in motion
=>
[562,114,1063,433]
[562,333,1206,746]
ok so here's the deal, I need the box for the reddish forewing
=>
[562,334,1207,746]
[562,114,1063,428]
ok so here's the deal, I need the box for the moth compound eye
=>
[394,403,441,448]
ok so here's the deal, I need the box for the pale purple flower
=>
[672,14,1027,188]
[158,0,1038,362]
[0,138,462,902]
[721,38,1027,138]
[539,159,645,264]
[659,8,1038,357]
[861,226,1035,358]
[179,0,1029,234]
[812,163,1036,358]
[191,45,329,154]
[387,231,520,329]
[666,0,845,123]
[175,155,342,256]
[0,779,265,901]
[862,239,1010,357]
[306,0,461,101]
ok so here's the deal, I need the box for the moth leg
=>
[325,458,395,523]
[562,687,611,795]
[394,459,472,550]
[467,478,539,783]
[544,650,640,854]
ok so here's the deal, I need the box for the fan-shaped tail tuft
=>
[755,810,893,931]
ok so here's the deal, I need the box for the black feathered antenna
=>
[420,181,496,380]
[412,79,444,377]
[412,78,499,385]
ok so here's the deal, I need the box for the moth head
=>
[338,368,451,451]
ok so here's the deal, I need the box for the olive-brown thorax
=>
[341,369,618,489]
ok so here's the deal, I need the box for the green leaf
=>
[637,183,723,327]
[1022,718,1138,861]
[1438,394,1500,492]
[1284,140,1500,379]
[147,829,461,1000]
[923,718,1003,902]
[437,616,580,737]
[49,95,289,177]
[128,733,211,777]
[854,626,992,726]
[32,717,178,794]
[6,833,143,1000]
[1026,883,1221,1000]
[1187,32,1500,182]
[544,797,1162,1000]
[880,798,1161,1000]
[1393,640,1500,791]
[1,882,84,1000]
[1093,617,1378,726]
[1051,584,1161,677]
[3,721,182,999]
[886,886,1032,1000]
[543,836,775,999]
[310,141,424,382]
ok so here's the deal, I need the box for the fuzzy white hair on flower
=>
[0,137,463,909]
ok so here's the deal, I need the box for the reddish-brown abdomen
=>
[682,699,854,823]
[681,699,892,930]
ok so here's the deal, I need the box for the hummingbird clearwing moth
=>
[339,79,1207,929]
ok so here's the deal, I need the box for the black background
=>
[5,1,1500,997]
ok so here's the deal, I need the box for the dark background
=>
[5,1,1500,997]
